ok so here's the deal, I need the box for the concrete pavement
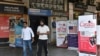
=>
[0,45,78,56]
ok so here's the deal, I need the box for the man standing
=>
[37,20,50,56]
[21,22,34,56]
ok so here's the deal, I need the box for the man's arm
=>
[29,28,35,42]
[43,31,50,35]
[45,26,50,35]
[37,26,43,35]
[40,26,50,35]
[37,26,50,35]
[30,28,34,38]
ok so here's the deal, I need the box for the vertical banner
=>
[78,15,97,53]
[9,16,24,47]
[0,16,9,38]
[97,26,100,56]
[97,26,100,45]
[56,21,67,48]
[67,20,78,48]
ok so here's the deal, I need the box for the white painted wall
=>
[22,0,29,7]
[69,3,73,20]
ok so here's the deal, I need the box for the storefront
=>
[0,4,27,45]
[28,0,68,45]
[28,8,52,44]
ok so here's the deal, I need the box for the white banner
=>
[97,25,100,45]
[56,21,67,48]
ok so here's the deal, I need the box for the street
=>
[0,45,78,56]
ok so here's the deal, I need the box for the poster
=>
[56,21,67,48]
[9,31,16,47]
[0,16,9,38]
[67,20,78,34]
[9,16,24,47]
[78,15,97,53]
[52,17,56,28]
[9,31,15,43]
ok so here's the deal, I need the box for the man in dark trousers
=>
[37,20,50,56]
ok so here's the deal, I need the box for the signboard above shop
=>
[1,0,22,1]
[28,8,52,16]
[29,0,65,11]
[29,0,68,16]
[0,4,27,14]
[52,11,68,17]
[75,3,85,9]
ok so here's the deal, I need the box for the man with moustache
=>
[37,20,50,56]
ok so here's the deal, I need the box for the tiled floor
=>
[0,45,78,56]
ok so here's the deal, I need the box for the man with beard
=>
[37,19,50,56]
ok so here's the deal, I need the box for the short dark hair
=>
[40,19,45,23]
[23,22,27,24]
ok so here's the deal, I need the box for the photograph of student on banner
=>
[89,34,96,46]
[52,17,56,28]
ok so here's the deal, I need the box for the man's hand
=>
[43,33,48,35]
[32,38,34,43]
[40,33,45,35]
[37,31,49,35]
[40,33,49,35]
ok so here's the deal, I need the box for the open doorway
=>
[29,15,48,45]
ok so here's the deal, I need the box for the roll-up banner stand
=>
[56,21,67,48]
[78,15,97,54]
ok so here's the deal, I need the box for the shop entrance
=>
[29,15,48,45]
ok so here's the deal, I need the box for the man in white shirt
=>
[37,20,50,56]
[21,22,34,56]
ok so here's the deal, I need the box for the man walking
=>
[37,20,50,56]
[21,22,34,56]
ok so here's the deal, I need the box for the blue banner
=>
[28,8,52,16]
[15,38,23,47]
[67,34,78,47]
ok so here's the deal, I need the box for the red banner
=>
[78,32,96,53]
[78,15,97,53]
[0,16,9,38]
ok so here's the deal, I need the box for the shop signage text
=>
[28,8,52,16]
[80,21,95,28]
[0,4,26,14]
[4,6,20,13]
[52,11,67,16]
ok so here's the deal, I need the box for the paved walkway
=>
[0,45,78,56]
